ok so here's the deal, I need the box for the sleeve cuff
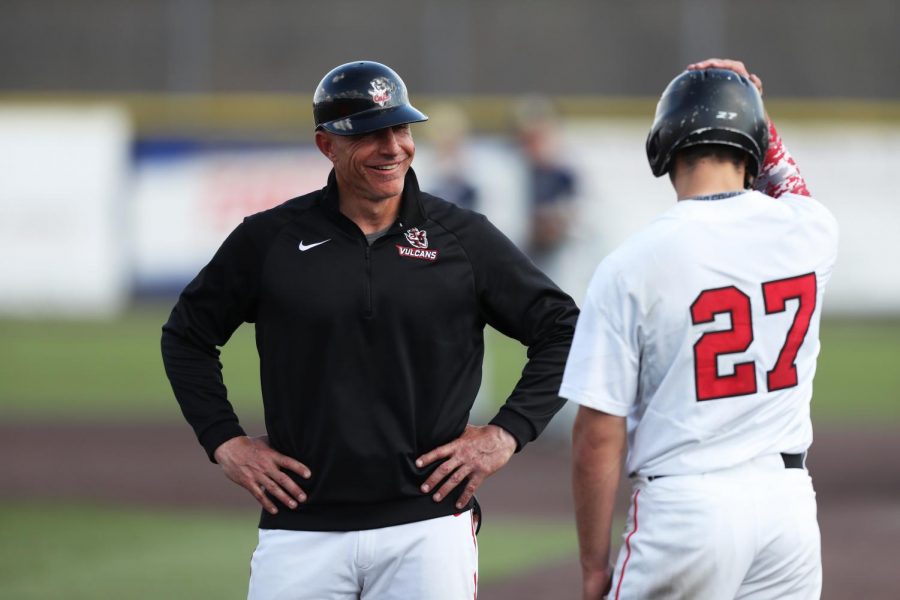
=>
[488,408,536,453]
[559,385,630,417]
[199,421,247,463]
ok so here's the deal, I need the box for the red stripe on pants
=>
[615,489,641,600]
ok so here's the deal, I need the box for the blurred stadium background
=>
[1,1,898,598]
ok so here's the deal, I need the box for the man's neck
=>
[338,193,402,235]
[673,159,746,201]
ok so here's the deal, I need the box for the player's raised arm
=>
[754,121,811,198]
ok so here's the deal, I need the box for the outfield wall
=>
[1,103,898,316]
[129,120,900,316]
[0,106,131,317]
[555,119,900,314]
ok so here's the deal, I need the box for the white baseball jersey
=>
[561,190,838,477]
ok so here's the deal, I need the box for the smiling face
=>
[315,124,415,206]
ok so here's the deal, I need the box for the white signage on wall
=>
[0,105,131,317]
[131,147,332,290]
[131,121,900,316]
[562,120,900,314]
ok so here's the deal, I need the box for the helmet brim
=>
[653,127,765,178]
[318,105,429,136]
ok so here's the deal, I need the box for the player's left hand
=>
[687,58,764,97]
[581,564,614,599]
[416,424,517,509]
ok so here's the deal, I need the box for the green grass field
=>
[0,503,576,599]
[0,306,586,596]
[1,307,897,423]
[0,308,897,596]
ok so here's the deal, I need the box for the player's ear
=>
[743,157,754,189]
[667,153,681,185]
[315,130,336,161]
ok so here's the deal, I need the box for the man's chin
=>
[368,177,407,199]
[358,183,403,203]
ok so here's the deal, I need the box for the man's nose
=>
[375,128,402,154]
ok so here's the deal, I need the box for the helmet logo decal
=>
[368,77,393,107]
[397,227,438,261]
[404,227,428,248]
[715,111,738,120]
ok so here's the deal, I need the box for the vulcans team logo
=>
[397,227,438,261]
[368,77,393,107]
[404,227,429,249]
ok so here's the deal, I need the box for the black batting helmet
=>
[646,68,768,178]
[313,61,428,136]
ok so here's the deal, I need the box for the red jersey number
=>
[763,273,818,390]
[691,273,817,401]
[691,286,756,401]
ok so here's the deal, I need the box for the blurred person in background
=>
[421,102,479,211]
[514,96,579,275]
[161,60,578,599]
[563,59,837,599]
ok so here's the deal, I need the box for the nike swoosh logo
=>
[298,239,331,252]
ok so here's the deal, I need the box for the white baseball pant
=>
[247,510,478,600]
[610,454,821,599]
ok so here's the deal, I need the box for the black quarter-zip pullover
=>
[161,168,578,531]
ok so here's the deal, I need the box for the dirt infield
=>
[1,423,898,599]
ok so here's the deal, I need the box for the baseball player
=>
[161,61,578,599]
[561,58,838,599]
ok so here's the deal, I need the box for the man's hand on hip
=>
[416,424,517,509]
[213,435,311,515]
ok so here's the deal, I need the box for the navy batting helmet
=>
[646,68,768,178]
[313,61,428,136]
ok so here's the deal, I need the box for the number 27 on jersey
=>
[690,273,817,402]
